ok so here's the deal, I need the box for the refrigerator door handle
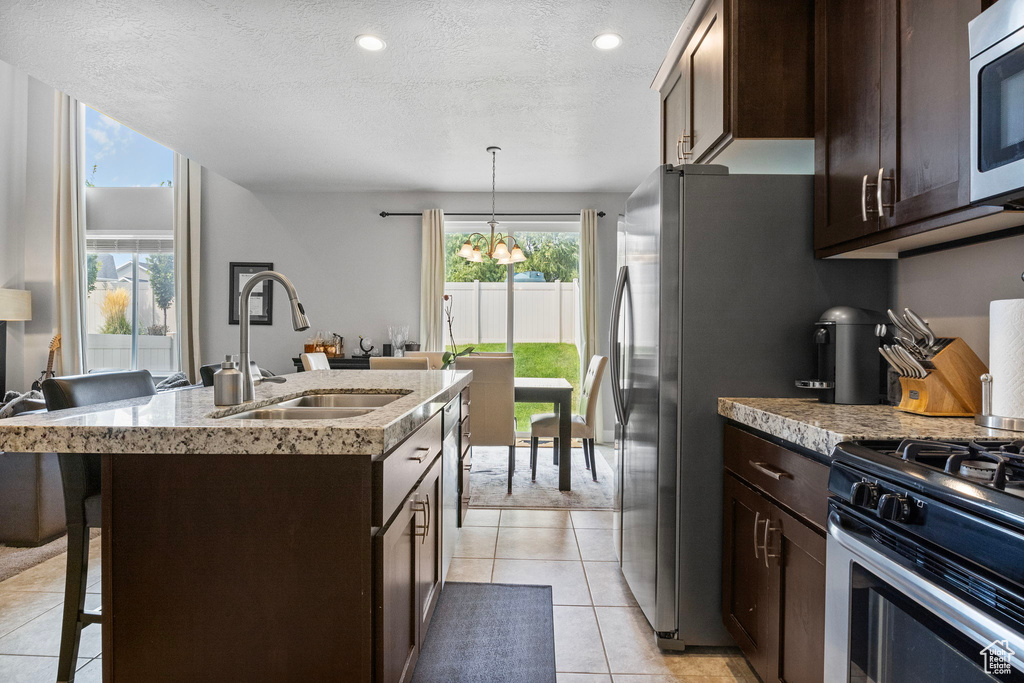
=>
[609,265,629,425]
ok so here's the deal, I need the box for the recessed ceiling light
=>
[356,34,387,51]
[592,33,623,50]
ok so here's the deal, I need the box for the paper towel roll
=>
[990,299,1024,418]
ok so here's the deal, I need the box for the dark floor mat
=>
[412,582,557,683]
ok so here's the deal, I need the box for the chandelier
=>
[456,147,528,264]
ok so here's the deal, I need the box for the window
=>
[82,106,177,374]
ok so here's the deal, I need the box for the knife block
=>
[895,337,988,417]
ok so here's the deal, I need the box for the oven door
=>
[971,24,1024,205]
[825,508,1024,682]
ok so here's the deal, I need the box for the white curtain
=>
[174,155,202,383]
[578,209,598,373]
[52,92,86,376]
[419,209,445,352]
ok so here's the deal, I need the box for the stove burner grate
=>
[894,439,1024,490]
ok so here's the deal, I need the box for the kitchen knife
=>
[895,345,928,378]
[903,308,938,351]
[879,346,904,376]
[883,345,910,377]
[888,309,923,344]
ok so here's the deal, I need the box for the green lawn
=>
[448,342,580,429]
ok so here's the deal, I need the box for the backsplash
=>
[895,233,1024,364]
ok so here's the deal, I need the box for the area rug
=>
[0,529,100,583]
[412,582,556,683]
[469,444,615,509]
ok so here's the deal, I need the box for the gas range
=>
[830,439,1024,533]
[825,439,1024,681]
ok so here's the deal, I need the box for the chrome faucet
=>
[238,271,310,402]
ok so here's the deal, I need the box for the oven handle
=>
[828,510,1024,673]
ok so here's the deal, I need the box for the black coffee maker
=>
[796,306,887,405]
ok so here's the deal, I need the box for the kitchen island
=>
[0,369,472,683]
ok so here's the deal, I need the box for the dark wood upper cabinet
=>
[658,0,813,170]
[684,0,728,163]
[814,0,1018,257]
[663,69,687,166]
[878,0,976,229]
[813,0,883,250]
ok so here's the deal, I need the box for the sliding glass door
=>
[444,221,581,433]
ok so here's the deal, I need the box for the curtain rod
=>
[378,211,606,218]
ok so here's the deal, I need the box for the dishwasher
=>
[440,396,461,583]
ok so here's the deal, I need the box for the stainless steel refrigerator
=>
[609,165,890,648]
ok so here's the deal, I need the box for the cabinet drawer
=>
[723,425,829,531]
[374,412,442,526]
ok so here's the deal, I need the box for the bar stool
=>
[41,370,157,683]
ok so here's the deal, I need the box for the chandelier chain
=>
[491,149,496,224]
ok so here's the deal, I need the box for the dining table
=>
[514,376,573,491]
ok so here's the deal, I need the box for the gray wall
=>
[200,170,627,435]
[0,61,56,391]
[895,234,1024,364]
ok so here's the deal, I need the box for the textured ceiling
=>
[0,0,691,192]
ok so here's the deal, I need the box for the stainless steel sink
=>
[228,406,376,420]
[276,393,404,409]
[220,392,404,420]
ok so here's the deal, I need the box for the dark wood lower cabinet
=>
[722,428,827,683]
[722,473,772,675]
[375,456,442,683]
[766,500,826,683]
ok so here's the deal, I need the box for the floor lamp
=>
[0,289,32,396]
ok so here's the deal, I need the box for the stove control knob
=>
[877,494,913,523]
[850,481,880,508]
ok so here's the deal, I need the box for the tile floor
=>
[0,537,102,682]
[452,508,756,682]
[0,509,754,682]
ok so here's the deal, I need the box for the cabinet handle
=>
[763,522,780,568]
[877,167,894,217]
[748,460,793,481]
[413,495,431,542]
[422,494,431,544]
[860,175,868,220]
[680,131,693,159]
[753,511,763,559]
[411,447,431,463]
[676,137,683,164]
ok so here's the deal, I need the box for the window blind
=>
[86,237,174,254]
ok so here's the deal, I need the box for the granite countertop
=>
[719,397,1024,456]
[0,369,472,456]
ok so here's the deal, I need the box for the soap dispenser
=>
[213,355,243,406]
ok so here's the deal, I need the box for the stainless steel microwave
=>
[970,0,1024,206]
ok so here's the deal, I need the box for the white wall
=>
[0,61,55,392]
[200,170,626,434]
[896,234,1024,364]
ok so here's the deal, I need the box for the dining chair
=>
[455,356,517,493]
[404,351,445,369]
[41,370,158,683]
[300,352,331,371]
[369,356,430,369]
[529,355,607,482]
